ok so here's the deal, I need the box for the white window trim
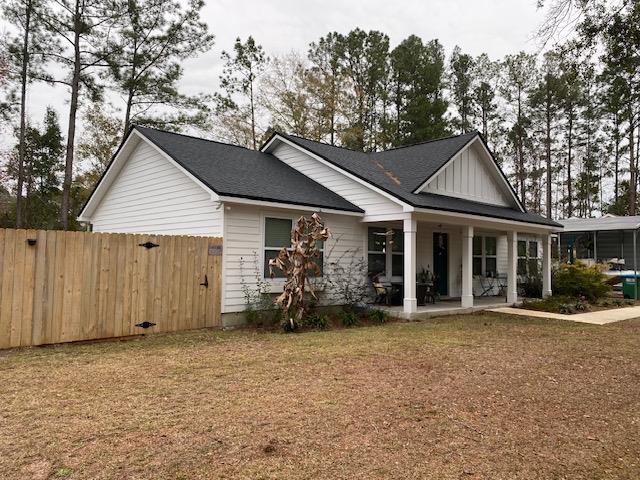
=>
[473,236,497,276]
[261,213,324,281]
[367,226,404,282]
[517,237,539,276]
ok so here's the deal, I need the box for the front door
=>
[433,232,448,296]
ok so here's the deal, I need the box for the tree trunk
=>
[629,114,636,215]
[614,113,620,201]
[60,1,82,230]
[250,76,256,150]
[545,99,552,219]
[566,112,573,218]
[16,0,33,229]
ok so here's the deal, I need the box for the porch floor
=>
[378,296,513,321]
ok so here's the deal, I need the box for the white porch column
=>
[461,225,474,308]
[507,231,518,304]
[542,233,552,297]
[403,217,417,314]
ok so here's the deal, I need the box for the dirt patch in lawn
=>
[1,313,639,479]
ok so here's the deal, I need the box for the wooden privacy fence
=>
[0,229,222,349]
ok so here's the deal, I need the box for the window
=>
[264,217,292,277]
[264,217,324,278]
[517,239,538,276]
[368,227,387,278]
[485,237,497,276]
[367,227,404,279]
[391,229,404,276]
[473,236,483,275]
[528,241,539,276]
[517,240,528,275]
[473,236,497,276]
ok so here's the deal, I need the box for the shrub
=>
[368,308,388,324]
[521,272,542,298]
[521,295,590,314]
[553,262,610,301]
[340,310,359,328]
[302,313,329,330]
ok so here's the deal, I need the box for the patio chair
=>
[372,282,391,306]
[478,276,495,297]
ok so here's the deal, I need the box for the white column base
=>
[461,295,474,308]
[403,298,418,313]
[543,289,552,298]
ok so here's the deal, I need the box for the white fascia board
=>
[262,135,413,212]
[79,129,219,222]
[412,135,525,213]
[413,206,559,233]
[218,195,364,217]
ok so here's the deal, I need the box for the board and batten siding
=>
[222,204,364,313]
[90,141,223,236]
[424,143,511,207]
[270,143,403,216]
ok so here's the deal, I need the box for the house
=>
[79,126,562,325]
[558,215,639,274]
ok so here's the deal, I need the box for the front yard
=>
[1,313,639,479]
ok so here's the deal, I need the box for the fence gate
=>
[0,229,222,348]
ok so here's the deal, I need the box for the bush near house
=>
[520,262,615,314]
[553,261,610,302]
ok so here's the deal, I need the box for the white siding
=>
[91,141,223,235]
[271,143,403,216]
[424,143,512,207]
[222,204,364,313]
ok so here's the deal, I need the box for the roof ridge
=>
[377,131,478,153]
[284,131,478,155]
[283,133,369,153]
[134,124,259,153]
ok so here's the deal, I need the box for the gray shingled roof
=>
[276,133,561,228]
[134,126,363,213]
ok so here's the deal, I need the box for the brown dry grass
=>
[1,313,639,479]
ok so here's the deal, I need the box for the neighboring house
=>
[79,126,562,324]
[558,215,640,273]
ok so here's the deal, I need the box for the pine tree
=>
[40,0,120,229]
[108,0,214,137]
[389,35,449,147]
[502,52,536,207]
[2,0,52,227]
[529,51,563,218]
[216,36,267,150]
[449,46,475,134]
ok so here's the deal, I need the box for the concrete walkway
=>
[488,306,640,325]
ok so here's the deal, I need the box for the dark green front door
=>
[433,232,448,296]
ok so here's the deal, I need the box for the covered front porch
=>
[365,211,553,317]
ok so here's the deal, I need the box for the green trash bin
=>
[622,277,640,299]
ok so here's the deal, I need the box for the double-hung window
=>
[367,227,387,278]
[264,217,292,278]
[367,227,403,279]
[391,229,404,276]
[473,236,497,276]
[517,239,539,276]
[264,217,324,278]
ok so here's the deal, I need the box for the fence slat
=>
[0,229,221,348]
